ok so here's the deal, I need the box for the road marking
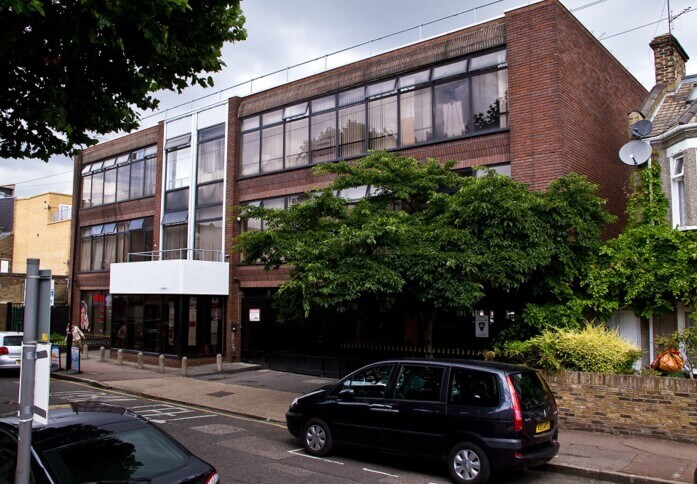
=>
[149,415,216,423]
[288,448,345,465]
[53,380,287,428]
[363,468,399,478]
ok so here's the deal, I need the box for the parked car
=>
[286,359,559,483]
[0,401,220,483]
[0,331,23,370]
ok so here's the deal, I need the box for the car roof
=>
[363,358,535,374]
[0,331,23,338]
[0,402,149,447]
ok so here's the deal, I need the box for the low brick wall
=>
[541,370,697,443]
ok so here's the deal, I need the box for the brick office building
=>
[70,0,646,365]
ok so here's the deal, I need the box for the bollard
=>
[180,356,188,376]
[117,349,123,366]
[82,343,89,359]
[216,354,223,372]
[99,347,105,362]
[159,354,165,373]
[137,352,144,370]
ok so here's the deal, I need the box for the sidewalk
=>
[53,353,697,483]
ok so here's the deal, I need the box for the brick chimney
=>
[650,34,689,87]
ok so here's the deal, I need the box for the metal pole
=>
[15,258,40,484]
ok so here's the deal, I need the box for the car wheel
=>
[303,418,333,457]
[448,441,490,484]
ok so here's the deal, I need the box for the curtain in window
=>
[195,220,223,260]
[81,175,92,208]
[400,87,432,146]
[198,138,225,183]
[368,96,398,150]
[163,224,188,260]
[80,231,91,272]
[103,233,117,269]
[92,237,104,271]
[241,131,261,175]
[339,105,366,158]
[261,125,283,172]
[434,79,469,139]
[143,158,156,196]
[310,112,336,163]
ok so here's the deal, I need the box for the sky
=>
[2,0,696,198]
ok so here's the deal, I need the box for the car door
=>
[326,363,396,449]
[381,363,448,458]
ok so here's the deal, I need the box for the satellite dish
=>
[630,119,653,138]
[619,140,652,166]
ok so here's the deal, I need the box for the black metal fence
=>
[1,303,71,334]
[262,343,486,379]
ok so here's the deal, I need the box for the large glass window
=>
[435,78,470,139]
[400,87,432,145]
[285,118,309,168]
[198,125,225,183]
[261,125,284,173]
[339,104,366,158]
[368,95,398,150]
[166,146,192,190]
[239,48,507,175]
[80,145,157,208]
[79,218,154,271]
[310,111,336,162]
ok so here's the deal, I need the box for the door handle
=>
[369,404,399,413]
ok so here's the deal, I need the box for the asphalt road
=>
[0,370,614,483]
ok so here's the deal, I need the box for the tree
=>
[234,152,612,347]
[1,0,246,160]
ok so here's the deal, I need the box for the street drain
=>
[207,391,235,398]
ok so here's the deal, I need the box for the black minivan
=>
[286,359,559,483]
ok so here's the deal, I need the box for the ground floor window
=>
[79,291,109,335]
[110,294,225,357]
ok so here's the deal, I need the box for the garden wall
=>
[542,370,697,443]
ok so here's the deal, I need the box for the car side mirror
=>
[338,388,354,400]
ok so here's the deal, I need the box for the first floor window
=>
[163,224,188,260]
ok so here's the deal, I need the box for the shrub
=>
[499,324,642,374]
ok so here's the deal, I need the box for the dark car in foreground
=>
[286,359,559,483]
[0,401,219,483]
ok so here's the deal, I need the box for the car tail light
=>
[506,375,523,432]
[203,470,220,484]
[0,347,8,355]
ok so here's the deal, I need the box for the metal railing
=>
[127,249,228,262]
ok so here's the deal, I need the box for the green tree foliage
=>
[234,152,612,345]
[1,0,246,160]
[583,160,697,319]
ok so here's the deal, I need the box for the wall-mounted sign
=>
[249,308,261,322]
[475,315,489,338]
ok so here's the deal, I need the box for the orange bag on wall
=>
[650,348,684,373]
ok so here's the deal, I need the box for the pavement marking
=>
[53,380,287,428]
[363,467,399,478]
[287,448,345,465]
[191,424,247,435]
[51,390,138,403]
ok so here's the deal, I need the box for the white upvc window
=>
[671,155,686,228]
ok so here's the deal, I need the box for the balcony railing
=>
[127,249,228,262]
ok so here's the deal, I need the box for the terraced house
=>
[70,0,646,372]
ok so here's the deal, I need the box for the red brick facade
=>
[70,0,647,361]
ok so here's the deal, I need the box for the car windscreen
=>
[2,336,22,347]
[508,371,553,411]
[42,426,190,482]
